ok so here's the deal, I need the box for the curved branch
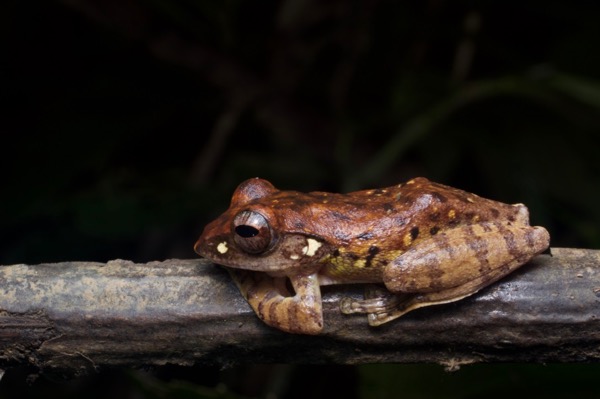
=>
[0,248,598,375]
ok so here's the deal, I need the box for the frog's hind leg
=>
[344,263,514,326]
[341,222,549,326]
[341,255,532,327]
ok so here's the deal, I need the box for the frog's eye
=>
[232,210,274,254]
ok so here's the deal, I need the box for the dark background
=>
[1,0,599,398]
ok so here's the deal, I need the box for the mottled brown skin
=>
[195,177,550,334]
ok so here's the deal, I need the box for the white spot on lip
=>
[217,242,228,254]
[302,238,322,257]
[290,254,300,260]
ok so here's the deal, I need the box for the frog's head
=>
[194,178,330,274]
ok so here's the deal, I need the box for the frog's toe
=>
[340,296,381,314]
[339,291,405,315]
[339,297,357,314]
[366,298,417,326]
[341,296,405,326]
[368,311,394,326]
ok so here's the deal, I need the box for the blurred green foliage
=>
[1,0,599,397]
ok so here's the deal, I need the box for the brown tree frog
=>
[194,177,550,334]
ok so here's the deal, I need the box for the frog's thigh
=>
[228,268,324,335]
[384,222,549,296]
[356,223,548,326]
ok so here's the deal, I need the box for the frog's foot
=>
[364,290,470,326]
[340,285,412,326]
[340,286,398,314]
[340,285,473,326]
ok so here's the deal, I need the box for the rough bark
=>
[0,248,598,376]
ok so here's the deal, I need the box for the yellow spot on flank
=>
[354,259,366,268]
[217,242,228,254]
[302,238,322,257]
[448,209,456,219]
[403,233,413,247]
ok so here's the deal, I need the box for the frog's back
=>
[280,177,527,244]
[382,177,530,230]
[312,177,530,283]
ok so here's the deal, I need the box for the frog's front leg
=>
[228,268,323,334]
[342,222,549,326]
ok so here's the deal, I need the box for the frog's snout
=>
[193,237,207,256]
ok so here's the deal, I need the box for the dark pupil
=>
[235,225,259,238]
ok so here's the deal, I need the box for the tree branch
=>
[0,248,598,375]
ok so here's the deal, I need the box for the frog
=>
[194,177,550,335]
